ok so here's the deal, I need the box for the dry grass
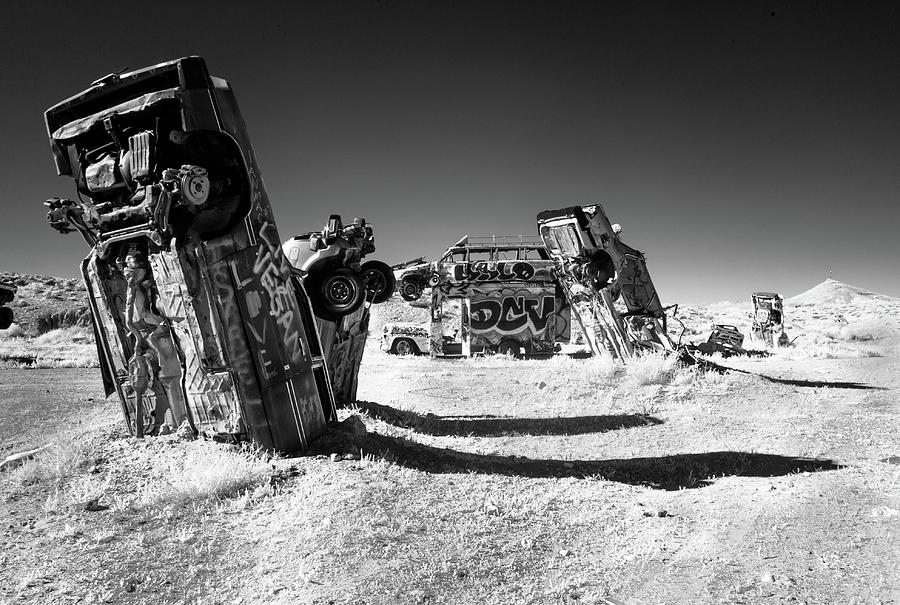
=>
[134,441,272,510]
[0,326,98,368]
[6,438,93,490]
[4,430,273,518]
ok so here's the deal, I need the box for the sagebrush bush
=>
[7,438,92,491]
[623,352,679,386]
[136,441,271,509]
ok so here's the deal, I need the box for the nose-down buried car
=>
[283,215,395,404]
[43,56,335,452]
[751,292,790,347]
[537,204,675,359]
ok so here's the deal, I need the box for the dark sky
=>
[1,1,898,303]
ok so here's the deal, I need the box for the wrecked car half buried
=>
[537,204,675,359]
[43,56,335,452]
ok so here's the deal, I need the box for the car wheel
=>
[390,337,418,355]
[497,339,521,358]
[399,278,424,302]
[0,307,12,331]
[319,268,365,317]
[360,260,396,304]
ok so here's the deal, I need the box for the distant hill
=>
[788,279,898,306]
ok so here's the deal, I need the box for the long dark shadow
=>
[353,400,662,437]
[311,417,845,491]
[688,355,886,391]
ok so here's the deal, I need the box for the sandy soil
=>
[0,279,897,604]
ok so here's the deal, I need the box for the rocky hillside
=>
[0,272,90,336]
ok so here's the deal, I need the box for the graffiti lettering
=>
[470,295,555,334]
[253,221,303,365]
[452,261,535,283]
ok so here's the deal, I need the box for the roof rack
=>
[452,235,545,248]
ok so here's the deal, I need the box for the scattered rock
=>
[330,453,343,463]
[871,506,899,518]
[538,381,547,389]
[760,571,775,583]
[174,421,196,441]
[83,499,109,512]
[658,510,670,517]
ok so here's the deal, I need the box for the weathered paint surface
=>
[316,303,370,406]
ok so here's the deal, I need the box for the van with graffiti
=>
[382,281,571,358]
[395,235,551,302]
[386,236,571,358]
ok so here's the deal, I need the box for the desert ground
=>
[0,278,898,604]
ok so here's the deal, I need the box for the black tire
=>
[308,268,365,318]
[497,339,521,358]
[360,260,396,304]
[587,251,616,288]
[399,278,424,302]
[389,337,418,355]
[0,307,12,331]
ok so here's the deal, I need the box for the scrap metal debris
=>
[689,323,770,358]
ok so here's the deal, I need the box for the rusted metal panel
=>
[317,304,370,405]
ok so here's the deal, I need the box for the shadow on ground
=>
[353,400,662,436]
[312,416,845,491]
[694,357,886,390]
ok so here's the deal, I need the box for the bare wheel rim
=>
[363,270,386,295]
[326,277,355,306]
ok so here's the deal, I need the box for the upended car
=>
[537,204,675,359]
[282,214,394,321]
[42,56,336,452]
[282,215,395,405]
[751,292,791,347]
